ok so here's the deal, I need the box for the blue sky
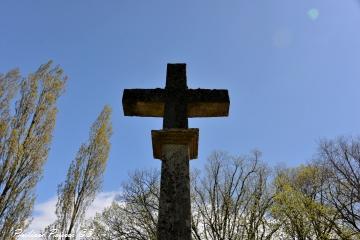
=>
[1,0,360,205]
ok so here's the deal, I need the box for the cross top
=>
[123,63,230,129]
[165,63,187,90]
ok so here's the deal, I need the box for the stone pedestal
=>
[152,129,198,240]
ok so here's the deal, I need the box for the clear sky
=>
[1,0,360,206]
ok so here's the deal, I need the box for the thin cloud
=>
[20,191,120,238]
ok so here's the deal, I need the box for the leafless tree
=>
[191,151,276,240]
[318,137,360,235]
[86,169,159,240]
[86,151,276,240]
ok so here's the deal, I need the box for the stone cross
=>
[122,64,229,240]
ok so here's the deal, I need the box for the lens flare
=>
[308,8,319,20]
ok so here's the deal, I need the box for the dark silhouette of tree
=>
[319,137,360,235]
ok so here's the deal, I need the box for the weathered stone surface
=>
[122,88,166,117]
[187,89,229,117]
[152,128,199,160]
[157,144,191,240]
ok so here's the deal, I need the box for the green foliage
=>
[271,165,352,240]
[0,62,66,239]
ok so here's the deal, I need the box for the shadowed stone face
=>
[122,64,230,240]
[158,145,191,240]
[122,88,229,117]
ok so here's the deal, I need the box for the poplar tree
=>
[43,106,112,240]
[0,62,66,239]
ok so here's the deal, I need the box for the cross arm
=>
[122,88,230,118]
[187,89,230,117]
[122,89,166,117]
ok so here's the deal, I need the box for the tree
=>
[191,151,276,240]
[318,137,360,236]
[85,146,360,240]
[43,106,112,240]
[0,62,66,239]
[85,151,276,240]
[272,165,331,240]
[86,169,159,240]
[271,164,356,240]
